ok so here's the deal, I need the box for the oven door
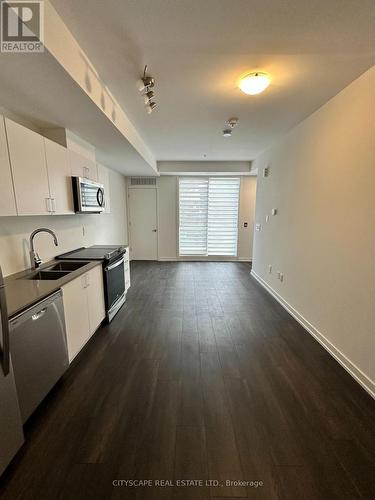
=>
[104,257,125,315]
[73,177,105,213]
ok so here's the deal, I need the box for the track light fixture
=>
[137,65,157,113]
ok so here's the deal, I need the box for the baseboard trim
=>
[251,270,375,400]
[157,257,252,262]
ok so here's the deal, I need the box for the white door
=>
[128,188,158,260]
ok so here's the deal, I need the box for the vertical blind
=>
[179,177,240,256]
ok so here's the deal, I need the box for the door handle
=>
[152,229,157,232]
[31,308,47,321]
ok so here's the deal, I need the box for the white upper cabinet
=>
[44,138,74,215]
[5,118,50,216]
[0,116,17,216]
[97,163,111,213]
[69,150,98,182]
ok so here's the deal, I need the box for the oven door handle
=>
[105,258,124,272]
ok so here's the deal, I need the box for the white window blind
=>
[207,177,240,256]
[179,178,209,256]
[179,177,240,257]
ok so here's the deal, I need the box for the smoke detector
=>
[226,117,239,129]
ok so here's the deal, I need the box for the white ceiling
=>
[0,50,155,175]
[1,0,375,161]
[49,0,375,162]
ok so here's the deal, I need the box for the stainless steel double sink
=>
[24,261,87,281]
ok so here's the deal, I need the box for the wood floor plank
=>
[1,261,374,500]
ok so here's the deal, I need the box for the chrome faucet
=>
[29,228,59,269]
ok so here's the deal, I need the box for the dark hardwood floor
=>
[1,261,374,499]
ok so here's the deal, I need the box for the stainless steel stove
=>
[57,245,127,322]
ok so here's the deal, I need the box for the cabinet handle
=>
[85,273,90,287]
[51,198,56,213]
[45,198,52,213]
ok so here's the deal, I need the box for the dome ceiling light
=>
[137,65,157,114]
[239,72,270,95]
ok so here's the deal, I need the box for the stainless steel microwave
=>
[72,177,105,213]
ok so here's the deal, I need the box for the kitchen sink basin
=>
[25,270,70,281]
[46,262,87,272]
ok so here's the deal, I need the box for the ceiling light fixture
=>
[146,102,157,114]
[143,90,155,104]
[226,117,239,129]
[222,117,238,137]
[137,65,157,113]
[239,72,270,95]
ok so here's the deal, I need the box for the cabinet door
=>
[0,117,17,216]
[44,138,74,215]
[62,275,90,362]
[97,163,111,213]
[86,265,105,333]
[5,118,50,216]
[69,150,98,181]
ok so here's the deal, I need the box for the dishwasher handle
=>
[32,308,47,321]
[0,265,10,376]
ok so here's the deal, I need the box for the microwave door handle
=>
[0,282,10,376]
[97,188,104,207]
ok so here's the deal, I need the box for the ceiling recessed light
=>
[239,72,270,95]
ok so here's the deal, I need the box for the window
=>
[179,177,240,256]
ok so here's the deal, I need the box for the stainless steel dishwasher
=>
[10,290,69,423]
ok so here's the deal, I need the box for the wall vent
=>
[130,177,156,186]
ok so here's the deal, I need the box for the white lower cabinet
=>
[85,265,106,333]
[62,265,105,362]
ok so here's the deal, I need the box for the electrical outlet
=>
[268,265,272,274]
[82,226,85,237]
[279,273,284,282]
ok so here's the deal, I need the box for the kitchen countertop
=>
[4,259,101,318]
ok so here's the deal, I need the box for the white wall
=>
[0,169,128,276]
[252,66,375,396]
[155,176,257,261]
